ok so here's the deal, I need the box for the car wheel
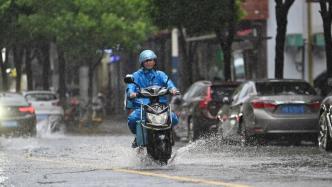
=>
[240,117,258,146]
[240,120,249,146]
[217,124,224,141]
[318,113,332,151]
[187,117,199,142]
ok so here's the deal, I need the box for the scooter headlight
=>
[146,112,168,125]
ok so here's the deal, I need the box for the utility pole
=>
[307,1,314,84]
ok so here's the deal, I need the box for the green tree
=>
[148,0,193,90]
[148,0,243,89]
[1,0,154,98]
[0,0,35,92]
[0,0,18,91]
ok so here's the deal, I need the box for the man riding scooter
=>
[126,49,179,148]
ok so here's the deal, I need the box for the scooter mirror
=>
[124,74,134,84]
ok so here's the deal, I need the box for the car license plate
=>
[1,121,18,128]
[36,114,48,121]
[281,105,304,114]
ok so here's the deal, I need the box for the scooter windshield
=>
[140,86,168,97]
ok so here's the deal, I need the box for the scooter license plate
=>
[136,121,148,146]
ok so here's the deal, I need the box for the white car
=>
[23,90,64,122]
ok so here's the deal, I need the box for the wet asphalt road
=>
[0,116,332,187]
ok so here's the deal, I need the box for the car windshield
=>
[255,81,317,96]
[211,85,238,101]
[0,93,29,106]
[25,93,57,101]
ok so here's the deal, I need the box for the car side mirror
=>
[124,74,134,84]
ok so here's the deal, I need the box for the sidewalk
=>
[98,114,130,134]
[65,114,130,135]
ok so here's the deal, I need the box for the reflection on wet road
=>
[0,126,332,186]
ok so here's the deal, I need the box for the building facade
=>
[267,0,326,82]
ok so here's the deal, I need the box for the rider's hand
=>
[129,92,137,98]
[169,89,178,95]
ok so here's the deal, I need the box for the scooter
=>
[124,74,179,165]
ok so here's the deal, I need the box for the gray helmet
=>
[138,50,157,64]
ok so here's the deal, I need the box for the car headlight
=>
[0,106,3,118]
[146,112,168,125]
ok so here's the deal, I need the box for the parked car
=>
[318,93,332,151]
[314,70,332,97]
[172,80,240,142]
[23,90,64,123]
[219,79,321,145]
[0,92,36,136]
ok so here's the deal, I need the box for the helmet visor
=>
[144,59,156,63]
[143,59,156,69]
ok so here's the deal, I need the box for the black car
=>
[172,80,240,141]
[0,92,36,136]
[314,70,332,97]
[318,93,332,151]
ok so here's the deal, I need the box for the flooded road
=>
[0,118,332,187]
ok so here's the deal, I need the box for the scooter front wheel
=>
[146,130,172,164]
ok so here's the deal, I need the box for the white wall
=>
[267,0,276,79]
[267,0,326,81]
[311,4,326,79]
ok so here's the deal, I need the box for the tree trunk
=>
[58,49,66,102]
[39,42,50,90]
[88,52,104,102]
[25,47,34,91]
[320,0,332,83]
[274,0,295,79]
[275,3,287,79]
[159,38,166,72]
[215,0,236,81]
[13,45,23,92]
[215,28,234,81]
[178,26,192,91]
[192,44,199,81]
[0,46,9,91]
[88,63,94,104]
[223,44,232,81]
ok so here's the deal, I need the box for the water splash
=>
[36,120,66,138]
[0,153,9,185]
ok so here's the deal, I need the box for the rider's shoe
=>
[131,138,138,148]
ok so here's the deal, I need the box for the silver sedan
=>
[219,79,321,145]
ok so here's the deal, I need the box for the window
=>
[238,83,251,101]
[0,93,29,106]
[183,82,209,101]
[211,85,239,101]
[255,81,317,96]
[26,93,57,101]
[231,83,245,104]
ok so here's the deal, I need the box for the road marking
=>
[27,156,250,187]
[113,168,250,187]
